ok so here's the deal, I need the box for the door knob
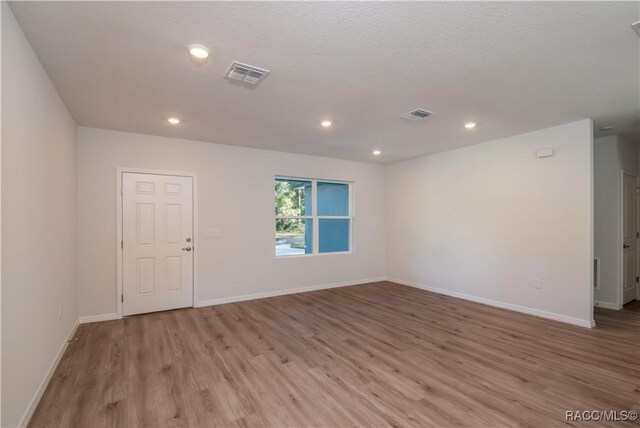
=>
[182,247,192,251]
[624,244,631,249]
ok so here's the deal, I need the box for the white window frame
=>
[275,176,353,257]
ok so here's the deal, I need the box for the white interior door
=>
[122,172,194,316]
[622,172,637,305]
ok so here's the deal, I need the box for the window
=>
[275,177,352,256]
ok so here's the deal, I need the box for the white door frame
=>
[116,167,198,319]
[638,174,640,301]
[618,170,637,307]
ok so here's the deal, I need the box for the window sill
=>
[275,251,353,259]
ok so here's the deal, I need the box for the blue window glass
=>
[317,182,349,216]
[319,219,350,253]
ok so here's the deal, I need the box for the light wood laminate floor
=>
[30,282,640,427]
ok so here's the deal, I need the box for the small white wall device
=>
[535,148,555,158]
[206,229,222,238]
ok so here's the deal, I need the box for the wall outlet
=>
[534,279,542,289]
[58,305,62,319]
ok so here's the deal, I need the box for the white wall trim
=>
[196,277,387,308]
[616,169,625,307]
[388,278,595,329]
[78,313,119,324]
[18,320,79,428]
[594,301,623,310]
[588,125,595,327]
[115,167,198,319]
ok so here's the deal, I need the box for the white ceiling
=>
[9,1,640,163]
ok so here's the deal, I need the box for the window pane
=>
[319,219,350,253]
[275,178,312,216]
[317,182,349,216]
[276,219,313,256]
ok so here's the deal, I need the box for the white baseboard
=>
[196,277,387,308]
[18,319,79,428]
[594,301,623,310]
[78,312,118,324]
[388,277,595,329]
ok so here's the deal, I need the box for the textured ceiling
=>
[8,1,640,163]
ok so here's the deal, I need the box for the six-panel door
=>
[122,173,194,316]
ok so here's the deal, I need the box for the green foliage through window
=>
[275,179,309,233]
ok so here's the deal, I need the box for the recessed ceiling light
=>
[187,45,211,67]
[464,122,477,129]
[167,117,181,125]
[373,150,382,156]
[599,126,614,132]
[321,120,332,128]
[188,46,209,59]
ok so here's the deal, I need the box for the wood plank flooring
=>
[29,282,640,427]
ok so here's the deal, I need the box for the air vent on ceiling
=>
[225,61,270,84]
[401,109,435,122]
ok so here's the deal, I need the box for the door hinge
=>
[636,276,639,283]
[637,232,639,239]
[121,240,123,249]
[121,294,124,303]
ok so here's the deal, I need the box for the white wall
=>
[386,120,594,327]
[77,127,386,318]
[618,136,639,176]
[1,4,78,427]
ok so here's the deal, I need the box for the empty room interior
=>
[2,1,640,427]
